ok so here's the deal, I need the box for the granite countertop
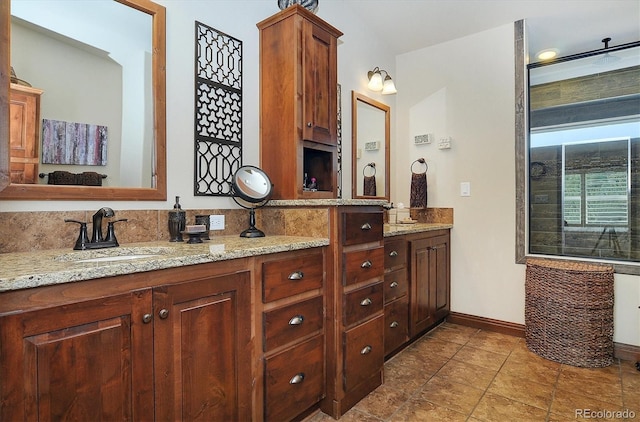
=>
[0,235,329,293]
[384,222,453,237]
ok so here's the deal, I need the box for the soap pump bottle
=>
[168,196,186,242]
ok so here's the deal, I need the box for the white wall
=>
[395,23,639,346]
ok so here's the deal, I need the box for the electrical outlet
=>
[210,215,225,230]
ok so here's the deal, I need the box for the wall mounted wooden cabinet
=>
[257,5,342,199]
[9,83,43,184]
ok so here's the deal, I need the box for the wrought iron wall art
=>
[336,84,342,198]
[194,21,243,196]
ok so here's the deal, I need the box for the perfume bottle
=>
[168,196,186,242]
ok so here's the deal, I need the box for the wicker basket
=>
[525,258,614,367]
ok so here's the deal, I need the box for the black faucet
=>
[65,207,127,250]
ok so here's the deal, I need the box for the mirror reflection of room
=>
[10,0,153,187]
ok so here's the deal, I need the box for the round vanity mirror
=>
[231,166,273,238]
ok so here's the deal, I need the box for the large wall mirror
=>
[351,91,390,201]
[0,0,166,200]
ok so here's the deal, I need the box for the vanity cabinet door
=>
[153,270,252,422]
[410,232,450,337]
[0,290,154,421]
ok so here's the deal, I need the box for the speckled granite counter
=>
[0,236,328,292]
[384,223,453,237]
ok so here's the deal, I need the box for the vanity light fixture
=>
[367,67,397,95]
[594,37,622,65]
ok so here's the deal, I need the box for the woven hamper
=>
[525,258,614,367]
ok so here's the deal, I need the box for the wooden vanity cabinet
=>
[0,260,252,422]
[257,6,342,200]
[257,248,326,422]
[10,83,43,184]
[322,206,385,418]
[383,237,409,356]
[409,230,451,338]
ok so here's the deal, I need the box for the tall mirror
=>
[351,91,390,201]
[0,0,166,200]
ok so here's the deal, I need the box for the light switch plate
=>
[414,134,432,145]
[438,137,452,149]
[210,215,225,230]
[460,182,471,197]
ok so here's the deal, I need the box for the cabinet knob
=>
[288,315,304,325]
[142,313,152,324]
[360,223,372,230]
[389,250,398,257]
[360,298,372,306]
[289,373,305,384]
[306,122,312,128]
[158,309,169,319]
[360,345,372,355]
[361,260,372,269]
[390,281,399,288]
[389,321,399,328]
[288,271,304,280]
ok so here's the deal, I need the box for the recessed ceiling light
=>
[536,49,558,61]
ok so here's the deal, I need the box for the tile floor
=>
[311,322,640,421]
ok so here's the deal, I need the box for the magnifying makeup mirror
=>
[231,165,273,238]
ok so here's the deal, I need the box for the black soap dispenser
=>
[168,196,186,242]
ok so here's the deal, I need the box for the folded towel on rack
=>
[410,172,427,208]
[47,171,77,185]
[363,175,377,196]
[79,172,103,186]
[46,171,104,186]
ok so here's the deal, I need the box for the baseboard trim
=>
[446,312,639,362]
[446,312,525,338]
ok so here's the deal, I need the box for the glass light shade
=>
[367,71,383,91]
[381,76,397,94]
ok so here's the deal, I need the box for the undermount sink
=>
[54,246,174,264]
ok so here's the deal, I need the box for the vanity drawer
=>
[343,281,383,327]
[384,238,407,270]
[262,250,324,302]
[384,268,408,304]
[343,246,384,286]
[265,335,325,422]
[343,314,384,392]
[342,212,383,246]
[384,298,409,355]
[263,296,323,352]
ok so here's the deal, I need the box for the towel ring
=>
[411,158,428,174]
[363,162,376,177]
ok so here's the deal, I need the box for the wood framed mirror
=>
[351,91,390,201]
[0,0,166,200]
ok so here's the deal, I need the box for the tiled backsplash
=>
[0,206,450,253]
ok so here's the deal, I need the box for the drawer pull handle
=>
[289,373,305,384]
[390,281,399,288]
[142,313,152,324]
[361,260,372,269]
[288,271,304,280]
[390,321,399,328]
[389,250,398,257]
[361,345,372,355]
[360,298,372,306]
[288,315,304,325]
[361,223,372,230]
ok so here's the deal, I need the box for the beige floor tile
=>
[471,391,549,422]
[409,335,463,359]
[435,358,498,390]
[427,324,479,345]
[508,344,563,371]
[500,355,560,386]
[415,375,484,415]
[550,388,623,420]
[465,330,520,356]
[384,358,433,394]
[620,359,639,375]
[560,362,622,384]
[331,408,383,421]
[398,347,450,375]
[451,344,508,371]
[388,397,468,422]
[353,383,410,420]
[556,366,623,406]
[487,371,554,410]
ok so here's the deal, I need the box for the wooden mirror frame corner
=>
[0,0,166,201]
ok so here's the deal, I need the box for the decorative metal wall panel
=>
[194,21,242,196]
